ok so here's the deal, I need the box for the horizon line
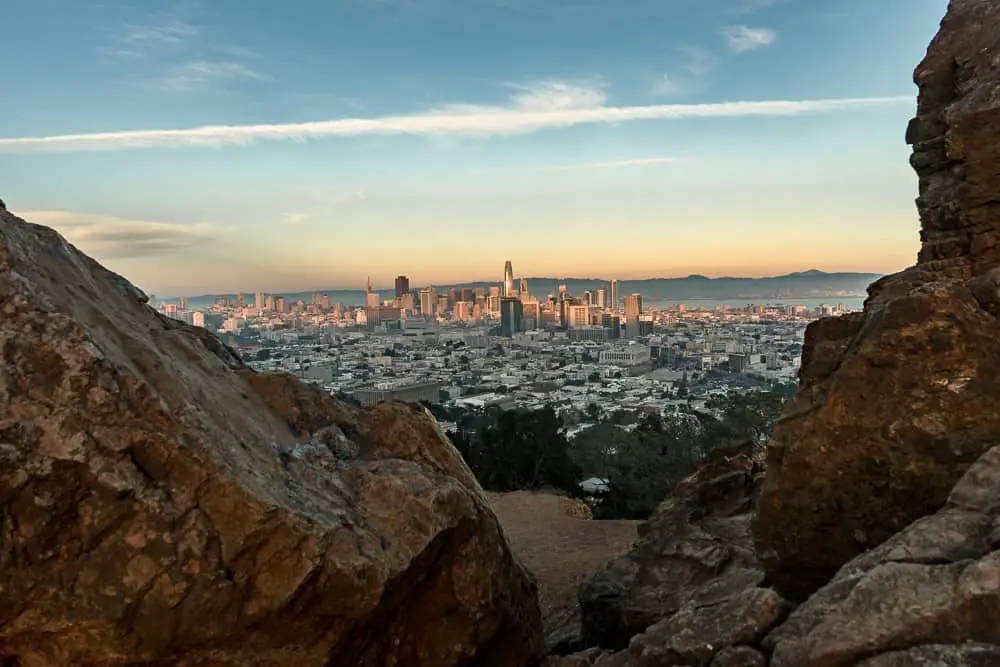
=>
[158,268,889,298]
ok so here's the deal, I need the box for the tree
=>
[456,407,582,496]
[584,403,602,423]
[677,372,689,398]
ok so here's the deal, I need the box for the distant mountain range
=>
[172,270,883,307]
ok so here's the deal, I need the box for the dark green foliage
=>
[450,407,582,496]
[441,389,790,521]
[574,390,789,520]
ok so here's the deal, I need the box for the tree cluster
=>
[429,388,791,521]
[578,390,788,519]
[448,407,582,496]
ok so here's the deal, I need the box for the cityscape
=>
[4,0,991,664]
[154,259,854,434]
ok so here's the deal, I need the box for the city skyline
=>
[2,0,947,295]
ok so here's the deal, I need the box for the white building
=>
[599,344,652,367]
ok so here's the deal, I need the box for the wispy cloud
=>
[102,12,268,92]
[280,192,367,224]
[503,80,606,110]
[533,157,679,172]
[652,47,717,97]
[281,212,309,224]
[119,16,198,47]
[102,15,198,59]
[150,60,270,92]
[737,0,791,15]
[0,81,913,154]
[651,74,683,97]
[722,25,777,52]
[21,210,219,258]
[678,45,717,78]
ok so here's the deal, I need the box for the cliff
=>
[0,209,543,665]
[753,0,1000,599]
[547,2,1000,665]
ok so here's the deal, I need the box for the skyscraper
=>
[419,287,437,316]
[609,280,618,310]
[500,297,523,337]
[519,277,528,297]
[503,260,515,298]
[625,293,642,337]
[597,287,606,309]
[366,276,379,307]
[255,291,266,311]
[394,275,410,299]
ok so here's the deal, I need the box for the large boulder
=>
[766,443,1000,666]
[753,0,1000,600]
[580,443,768,650]
[0,209,543,666]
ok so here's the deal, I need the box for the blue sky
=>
[0,0,946,295]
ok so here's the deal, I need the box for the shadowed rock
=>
[767,445,1000,667]
[579,443,769,650]
[754,0,1000,600]
[0,209,543,666]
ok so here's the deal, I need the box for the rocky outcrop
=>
[766,444,1000,666]
[753,0,1000,599]
[0,209,543,666]
[556,4,1000,666]
[547,444,793,667]
[578,443,783,660]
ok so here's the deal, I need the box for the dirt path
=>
[487,491,640,629]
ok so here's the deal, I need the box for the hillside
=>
[487,491,640,648]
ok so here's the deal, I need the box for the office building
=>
[601,312,622,339]
[609,279,618,310]
[625,293,642,337]
[419,288,437,316]
[454,301,473,321]
[503,260,515,297]
[567,304,591,328]
[500,297,523,337]
[599,344,652,367]
[394,275,410,299]
[365,276,379,308]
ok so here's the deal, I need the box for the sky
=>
[0,0,948,296]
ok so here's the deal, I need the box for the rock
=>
[0,210,543,665]
[767,444,1000,667]
[542,649,631,667]
[628,587,786,666]
[542,648,609,667]
[710,646,766,667]
[580,444,764,649]
[753,0,1000,600]
[855,644,1000,667]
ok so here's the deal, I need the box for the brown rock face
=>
[767,444,1000,667]
[0,210,543,665]
[579,444,771,651]
[753,0,1000,600]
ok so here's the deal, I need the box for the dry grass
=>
[487,491,640,620]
